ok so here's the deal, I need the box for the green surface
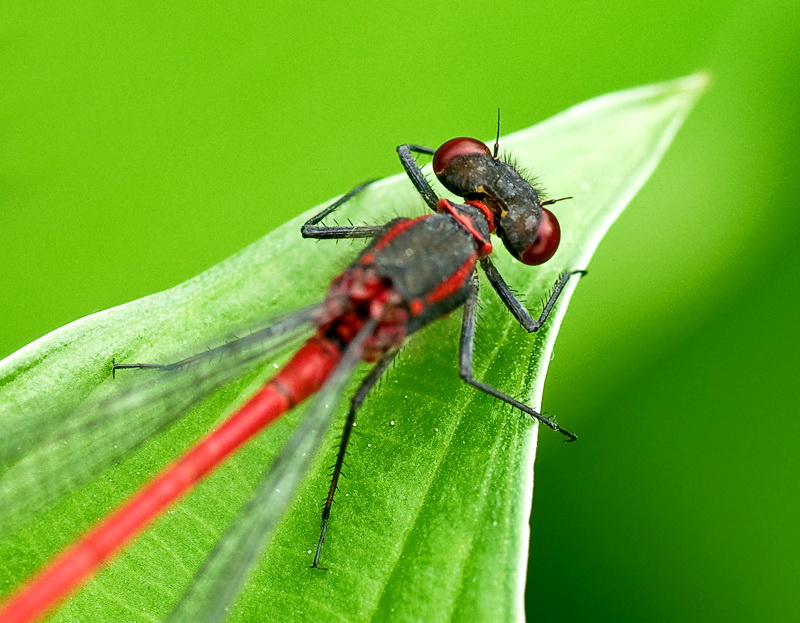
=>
[0,79,702,621]
[1,1,798,621]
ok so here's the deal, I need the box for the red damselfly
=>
[0,131,583,623]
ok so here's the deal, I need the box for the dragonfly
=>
[0,131,584,623]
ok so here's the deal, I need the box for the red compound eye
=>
[432,137,491,175]
[519,208,561,265]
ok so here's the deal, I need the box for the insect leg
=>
[480,256,587,333]
[113,305,321,377]
[396,144,439,211]
[459,274,577,442]
[301,180,386,240]
[312,347,399,569]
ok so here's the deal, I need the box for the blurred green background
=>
[2,1,797,621]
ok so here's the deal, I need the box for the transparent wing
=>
[0,304,323,535]
[167,317,378,623]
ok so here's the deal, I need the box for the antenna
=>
[493,108,501,158]
[540,196,574,206]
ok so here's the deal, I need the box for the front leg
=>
[480,256,586,333]
[301,180,385,240]
[459,274,577,441]
[396,144,439,211]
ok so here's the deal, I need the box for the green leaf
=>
[0,74,706,622]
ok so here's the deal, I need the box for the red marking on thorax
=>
[426,254,477,304]
[409,300,424,316]
[436,199,492,256]
[465,200,495,233]
[371,215,432,253]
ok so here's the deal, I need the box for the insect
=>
[0,131,583,623]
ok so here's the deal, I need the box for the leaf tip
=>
[674,71,713,99]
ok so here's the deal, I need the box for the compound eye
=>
[519,208,561,265]
[432,137,491,175]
